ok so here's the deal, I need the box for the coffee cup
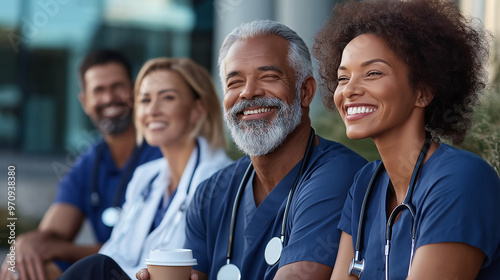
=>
[145,249,197,280]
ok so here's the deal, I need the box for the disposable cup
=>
[145,249,197,280]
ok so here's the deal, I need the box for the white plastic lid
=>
[145,249,197,266]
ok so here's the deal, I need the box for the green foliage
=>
[225,138,245,160]
[224,88,500,175]
[312,109,380,162]
[462,85,500,175]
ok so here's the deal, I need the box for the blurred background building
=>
[0,0,340,154]
[0,0,499,247]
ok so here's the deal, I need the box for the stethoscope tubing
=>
[280,128,316,239]
[351,134,432,280]
[225,163,254,262]
[91,141,143,209]
[109,171,159,260]
[223,128,316,265]
[155,141,201,247]
[108,141,201,265]
[353,161,384,257]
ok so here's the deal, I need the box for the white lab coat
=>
[99,137,232,277]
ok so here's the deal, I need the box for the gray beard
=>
[225,93,302,156]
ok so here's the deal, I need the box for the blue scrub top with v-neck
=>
[185,137,367,280]
[338,144,500,280]
[54,139,162,242]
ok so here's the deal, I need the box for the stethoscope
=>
[217,128,316,280]
[108,140,201,266]
[91,141,144,227]
[156,140,201,247]
[348,134,432,280]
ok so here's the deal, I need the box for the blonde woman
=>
[57,58,232,279]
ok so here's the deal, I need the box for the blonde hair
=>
[134,57,226,149]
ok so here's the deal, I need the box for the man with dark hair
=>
[0,50,161,280]
[77,50,134,136]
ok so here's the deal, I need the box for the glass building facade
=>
[0,0,497,156]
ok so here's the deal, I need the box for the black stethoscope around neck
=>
[217,128,316,280]
[349,134,432,280]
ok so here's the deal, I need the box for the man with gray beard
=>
[136,20,367,280]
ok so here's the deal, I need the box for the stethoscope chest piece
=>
[102,206,121,227]
[217,263,241,280]
[264,236,283,266]
[348,256,365,278]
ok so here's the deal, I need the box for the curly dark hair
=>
[313,0,490,145]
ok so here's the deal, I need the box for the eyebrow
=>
[257,65,283,74]
[225,65,284,83]
[338,58,392,70]
[225,71,241,83]
[139,88,177,96]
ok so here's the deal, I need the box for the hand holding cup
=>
[144,249,197,280]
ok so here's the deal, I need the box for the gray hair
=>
[218,19,312,92]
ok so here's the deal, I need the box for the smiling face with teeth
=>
[334,34,424,141]
[221,35,303,156]
[80,62,134,135]
[223,35,297,114]
[136,70,203,149]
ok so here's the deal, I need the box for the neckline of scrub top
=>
[379,143,443,233]
[242,159,303,243]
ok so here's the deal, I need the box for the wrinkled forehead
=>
[223,36,292,76]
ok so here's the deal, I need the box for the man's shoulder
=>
[67,139,106,171]
[315,136,367,165]
[137,142,163,163]
[195,156,250,195]
[205,156,250,182]
[298,137,367,193]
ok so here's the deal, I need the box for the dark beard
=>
[95,113,133,135]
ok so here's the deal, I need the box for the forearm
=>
[51,242,102,263]
[274,262,332,280]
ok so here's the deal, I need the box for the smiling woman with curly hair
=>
[313,0,500,279]
[314,0,490,146]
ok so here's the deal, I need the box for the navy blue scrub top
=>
[338,144,500,279]
[54,139,162,242]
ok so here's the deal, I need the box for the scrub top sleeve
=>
[185,180,211,274]
[279,155,366,268]
[337,162,379,237]
[416,158,500,265]
[53,155,89,213]
[337,184,355,236]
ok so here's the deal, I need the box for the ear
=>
[190,99,206,126]
[300,76,317,107]
[415,86,434,108]
[78,92,89,114]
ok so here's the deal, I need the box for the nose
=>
[100,90,114,104]
[239,78,264,100]
[144,98,160,115]
[339,78,364,99]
